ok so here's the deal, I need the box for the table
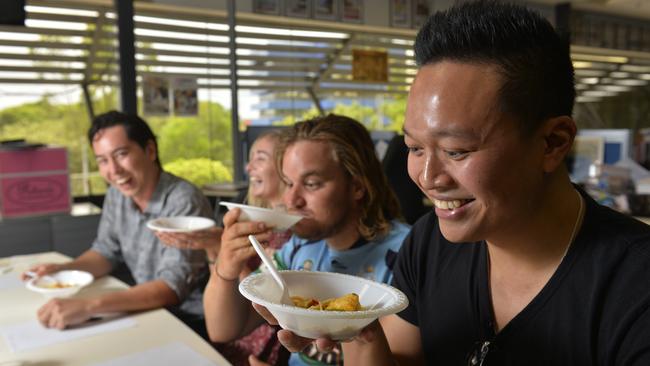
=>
[0,252,231,365]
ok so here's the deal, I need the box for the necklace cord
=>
[561,189,585,261]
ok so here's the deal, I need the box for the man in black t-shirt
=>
[252,1,650,365]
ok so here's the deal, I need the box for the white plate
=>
[146,216,216,233]
[26,270,94,298]
[219,202,303,230]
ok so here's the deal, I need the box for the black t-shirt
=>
[392,192,650,365]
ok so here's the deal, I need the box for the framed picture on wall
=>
[352,49,388,82]
[390,0,410,28]
[412,0,429,28]
[314,0,338,21]
[286,0,311,18]
[253,0,281,16]
[143,75,170,116]
[341,0,363,24]
[171,77,198,116]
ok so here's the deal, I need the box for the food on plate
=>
[38,282,76,289]
[291,293,361,311]
[291,295,319,309]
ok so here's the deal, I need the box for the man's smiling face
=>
[92,125,159,204]
[404,61,546,244]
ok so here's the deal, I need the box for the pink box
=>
[0,146,71,219]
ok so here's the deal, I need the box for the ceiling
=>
[0,0,648,108]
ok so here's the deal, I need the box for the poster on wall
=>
[143,75,170,115]
[286,0,311,18]
[352,49,388,82]
[412,0,429,28]
[390,0,410,28]
[171,77,198,116]
[253,0,281,15]
[341,0,363,23]
[314,0,338,21]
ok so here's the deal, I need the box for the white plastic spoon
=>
[24,271,60,285]
[248,235,293,305]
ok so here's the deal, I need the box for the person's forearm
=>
[203,264,260,342]
[87,280,179,314]
[343,322,397,366]
[64,250,113,278]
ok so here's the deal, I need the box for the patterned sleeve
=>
[90,188,123,268]
[155,182,213,300]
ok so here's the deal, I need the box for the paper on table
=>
[1,317,136,353]
[0,274,23,291]
[90,341,218,366]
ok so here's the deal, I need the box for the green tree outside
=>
[149,101,232,170]
[276,96,407,132]
[163,158,232,188]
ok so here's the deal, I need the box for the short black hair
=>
[414,0,575,136]
[87,110,161,168]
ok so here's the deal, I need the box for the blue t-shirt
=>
[269,220,410,366]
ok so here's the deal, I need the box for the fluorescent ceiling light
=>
[571,53,628,64]
[620,65,650,73]
[613,79,648,86]
[597,85,632,92]
[0,32,39,41]
[236,26,347,39]
[573,62,616,71]
[391,39,414,46]
[582,90,618,97]
[0,72,39,78]
[26,5,98,17]
[575,69,606,77]
[580,77,599,84]
[134,16,228,31]
[609,71,630,78]
[576,96,602,103]
[572,61,592,69]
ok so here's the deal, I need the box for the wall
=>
[148,0,555,30]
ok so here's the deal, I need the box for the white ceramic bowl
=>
[26,270,94,298]
[239,270,408,340]
[220,202,302,230]
[146,216,215,233]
